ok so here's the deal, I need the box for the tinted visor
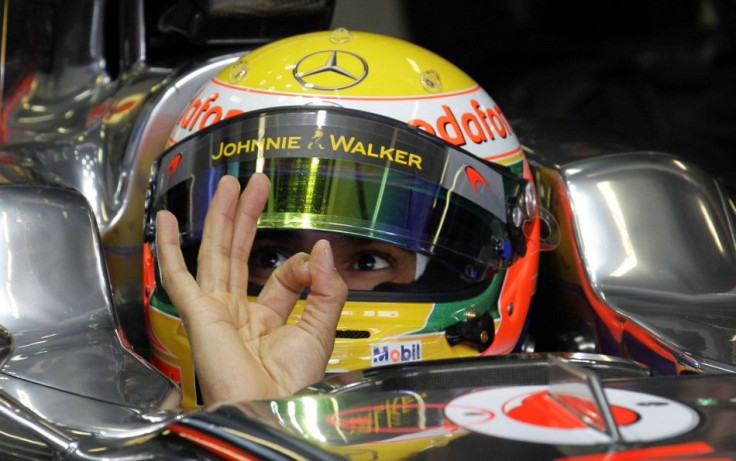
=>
[146,107,527,292]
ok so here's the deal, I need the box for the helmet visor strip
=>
[147,107,528,291]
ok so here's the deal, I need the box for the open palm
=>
[155,174,347,405]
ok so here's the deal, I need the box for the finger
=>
[229,173,270,295]
[256,251,311,323]
[297,240,347,352]
[155,210,202,320]
[197,175,240,293]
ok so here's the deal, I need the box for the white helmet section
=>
[169,70,522,168]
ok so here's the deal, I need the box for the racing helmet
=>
[143,29,542,409]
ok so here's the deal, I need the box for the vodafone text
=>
[409,100,513,148]
[177,92,244,133]
[177,93,514,152]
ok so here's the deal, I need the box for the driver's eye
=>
[251,248,290,269]
[352,253,391,271]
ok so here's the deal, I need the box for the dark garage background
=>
[332,0,736,190]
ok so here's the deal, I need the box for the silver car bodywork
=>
[1,0,242,347]
[0,181,182,458]
[2,0,736,457]
[519,118,736,374]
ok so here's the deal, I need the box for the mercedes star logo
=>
[294,50,369,90]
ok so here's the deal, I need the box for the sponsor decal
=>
[408,99,513,149]
[445,385,700,446]
[465,165,490,193]
[294,50,369,90]
[213,137,303,160]
[165,153,183,176]
[308,128,325,149]
[371,340,422,366]
[176,92,244,134]
[327,134,423,169]
[171,81,521,167]
[211,131,424,171]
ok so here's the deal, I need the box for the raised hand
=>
[155,173,347,405]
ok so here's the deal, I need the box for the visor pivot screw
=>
[512,206,523,228]
[523,181,538,219]
[230,58,248,81]
[480,330,489,344]
[507,303,514,316]
[330,27,353,44]
[420,70,442,93]
[466,307,477,321]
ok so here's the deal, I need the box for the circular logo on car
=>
[294,50,369,90]
[445,385,700,446]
